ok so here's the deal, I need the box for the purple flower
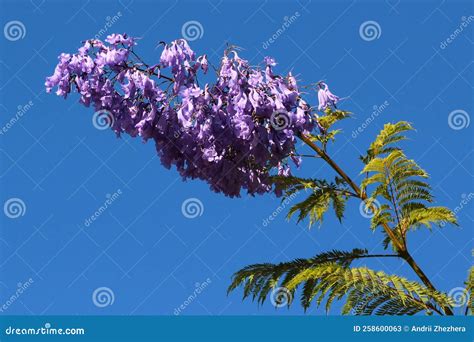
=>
[317,82,340,111]
[105,34,135,47]
[45,34,317,197]
[196,55,208,73]
[95,48,129,66]
[263,56,276,66]
[233,115,254,140]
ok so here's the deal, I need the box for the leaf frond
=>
[228,250,453,315]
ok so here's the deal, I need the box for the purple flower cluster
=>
[45,34,318,197]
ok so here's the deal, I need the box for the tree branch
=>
[298,133,454,315]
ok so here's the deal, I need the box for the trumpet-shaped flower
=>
[45,35,317,197]
[317,82,340,111]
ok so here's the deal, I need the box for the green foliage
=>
[272,176,351,227]
[310,109,351,149]
[362,121,413,164]
[360,122,457,248]
[466,266,473,315]
[229,120,463,316]
[228,250,454,315]
[318,108,351,131]
[272,110,353,228]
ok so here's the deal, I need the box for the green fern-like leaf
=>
[362,121,414,163]
[466,266,473,315]
[272,176,351,227]
[309,109,351,150]
[318,109,351,131]
[360,134,457,241]
[228,250,454,315]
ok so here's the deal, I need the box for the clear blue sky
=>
[0,0,472,315]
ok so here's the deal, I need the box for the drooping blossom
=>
[317,81,340,111]
[45,33,318,197]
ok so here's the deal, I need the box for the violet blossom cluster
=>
[45,33,336,197]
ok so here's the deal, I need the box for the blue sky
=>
[0,0,472,315]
